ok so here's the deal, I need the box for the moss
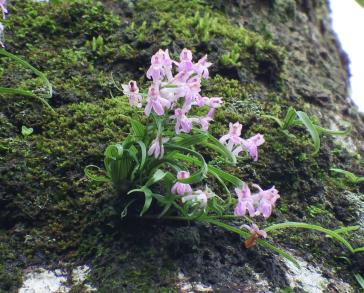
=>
[0,236,23,293]
[0,0,363,291]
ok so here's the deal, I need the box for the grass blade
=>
[296,111,321,155]
[353,273,364,289]
[264,222,355,253]
[205,219,299,267]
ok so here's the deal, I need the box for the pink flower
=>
[146,49,172,81]
[241,224,267,238]
[195,96,209,107]
[231,134,265,160]
[252,184,280,218]
[171,171,193,195]
[122,80,143,108]
[0,0,7,20]
[234,184,280,219]
[161,49,173,81]
[208,97,223,108]
[204,97,223,119]
[178,48,194,72]
[182,187,214,207]
[148,136,169,159]
[0,22,4,48]
[194,55,212,79]
[172,108,192,134]
[198,116,212,131]
[234,185,255,217]
[241,134,265,161]
[219,122,243,151]
[183,75,202,111]
[145,84,171,116]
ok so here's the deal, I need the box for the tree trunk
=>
[0,0,363,292]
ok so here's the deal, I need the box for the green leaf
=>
[354,273,364,289]
[104,144,124,159]
[315,123,351,137]
[135,140,147,171]
[262,114,284,128]
[355,0,364,8]
[205,219,299,267]
[0,49,53,101]
[145,169,170,187]
[21,126,33,136]
[128,186,153,216]
[172,152,243,192]
[174,133,208,147]
[84,165,111,182]
[354,247,364,253]
[131,119,146,139]
[165,144,208,184]
[201,131,236,165]
[282,107,297,129]
[208,164,244,187]
[264,222,355,253]
[330,168,364,183]
[0,86,54,112]
[296,111,321,155]
[334,226,360,234]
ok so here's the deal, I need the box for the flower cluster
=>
[0,0,7,47]
[234,184,280,218]
[123,48,222,156]
[219,122,265,161]
[171,171,215,207]
[122,48,276,230]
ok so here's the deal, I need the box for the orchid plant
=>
[0,0,53,112]
[86,48,363,267]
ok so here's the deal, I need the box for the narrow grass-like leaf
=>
[334,226,360,234]
[165,144,208,184]
[205,219,299,267]
[355,0,364,8]
[208,164,244,187]
[84,165,111,182]
[283,107,297,129]
[145,169,167,187]
[0,49,53,99]
[128,187,153,216]
[315,123,351,136]
[135,140,147,170]
[173,152,243,188]
[296,111,321,155]
[330,168,364,183]
[264,222,355,253]
[131,119,146,138]
[0,86,54,112]
[354,273,364,289]
[201,131,236,165]
[262,114,284,128]
[174,133,208,147]
[104,144,124,159]
[354,247,364,253]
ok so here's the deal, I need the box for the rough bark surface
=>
[0,0,363,292]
